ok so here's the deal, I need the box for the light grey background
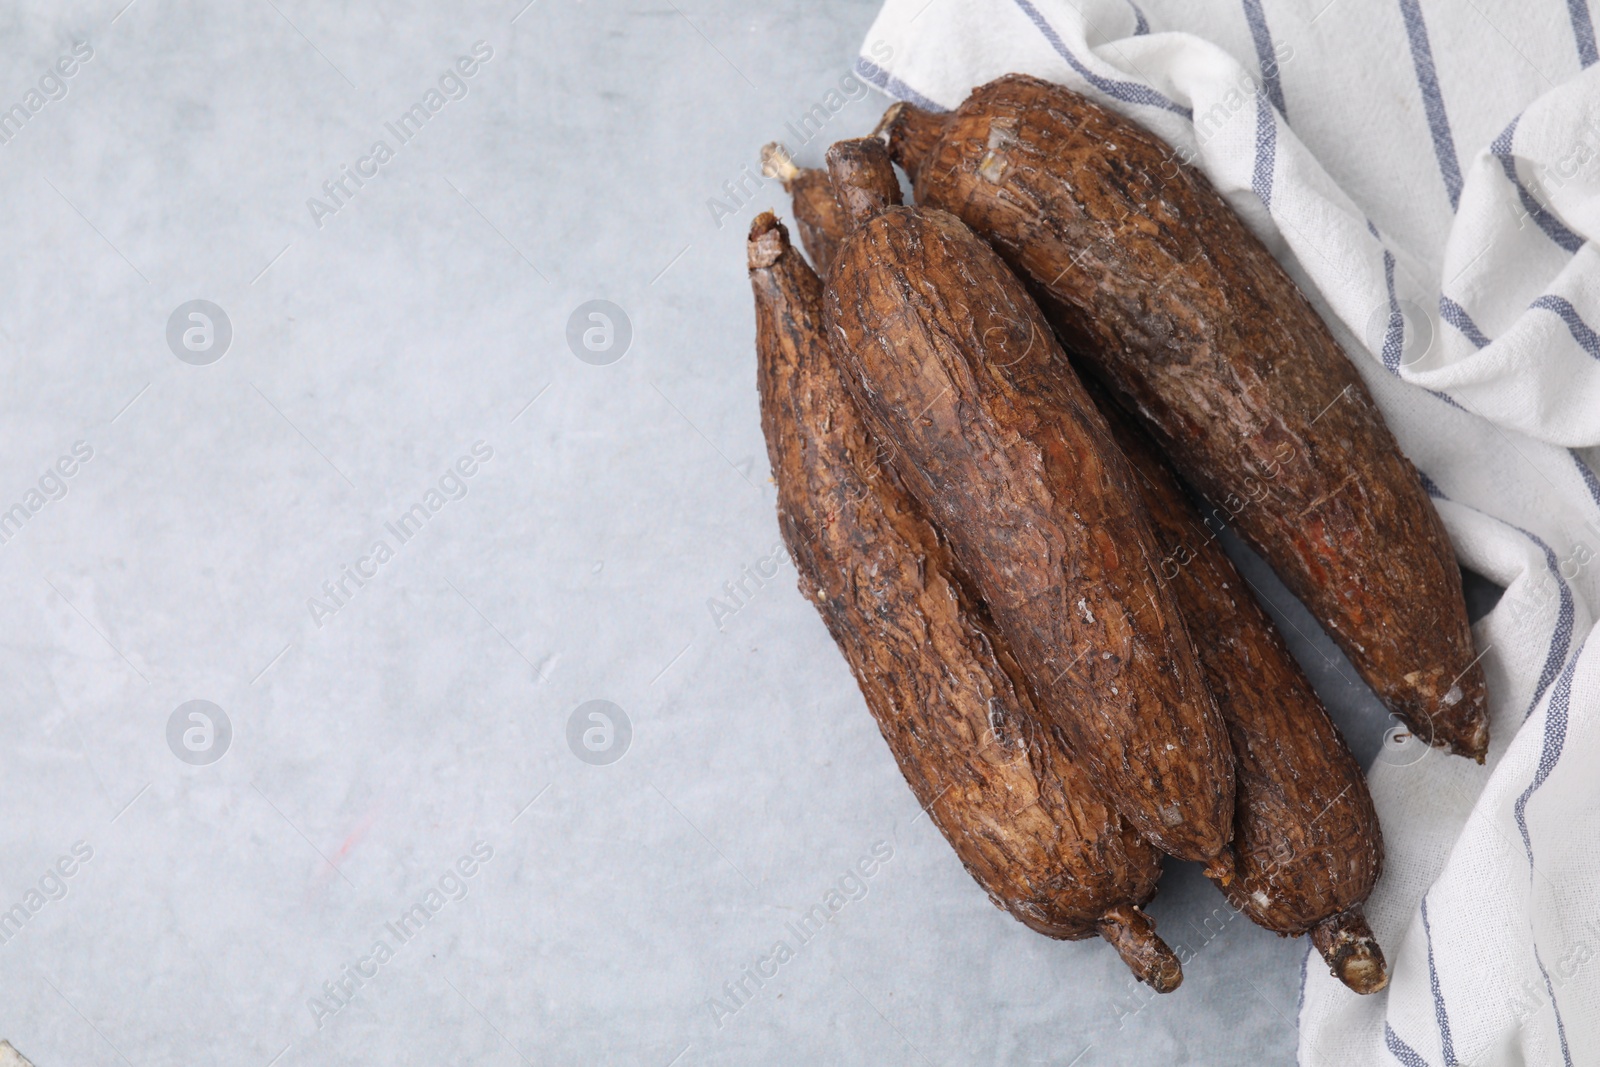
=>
[0,2,1497,1064]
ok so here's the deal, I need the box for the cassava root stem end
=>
[1202,848,1236,887]
[760,142,799,184]
[825,138,902,227]
[1098,904,1183,993]
[748,211,785,270]
[1310,910,1389,994]
[877,100,946,174]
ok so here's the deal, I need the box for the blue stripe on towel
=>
[1420,897,1458,1066]
[1531,295,1600,360]
[1385,1023,1433,1067]
[1366,220,1403,372]
[1572,452,1600,511]
[1127,0,1150,35]
[1533,940,1577,1067]
[1515,634,1584,853]
[1570,0,1599,67]
[1439,296,1493,349]
[1013,0,1193,119]
[1252,91,1277,208]
[1241,0,1287,117]
[1492,118,1585,254]
[1399,0,1464,210]
[1510,526,1576,724]
[1381,247,1404,373]
[1519,638,1586,1067]
[854,57,949,114]
[1370,219,1406,374]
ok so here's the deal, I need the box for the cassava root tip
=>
[1412,703,1489,763]
[760,142,800,184]
[1202,848,1236,887]
[825,137,902,227]
[1310,910,1389,994]
[870,100,908,141]
[878,100,947,177]
[1098,904,1183,993]
[747,211,788,270]
[1457,714,1490,764]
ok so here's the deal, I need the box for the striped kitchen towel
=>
[855,1,1600,1064]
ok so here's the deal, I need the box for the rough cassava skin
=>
[884,76,1489,761]
[749,212,1182,990]
[821,140,1236,866]
[761,143,846,275]
[790,165,1389,992]
[1091,382,1388,993]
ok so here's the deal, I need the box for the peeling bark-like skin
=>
[820,140,1236,866]
[1092,384,1387,993]
[883,77,1489,762]
[750,211,1182,990]
[762,143,846,274]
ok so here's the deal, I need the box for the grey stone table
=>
[0,1,1484,1063]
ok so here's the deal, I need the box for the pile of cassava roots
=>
[748,75,1489,995]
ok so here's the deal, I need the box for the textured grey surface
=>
[0,2,1422,1064]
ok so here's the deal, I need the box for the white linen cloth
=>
[855,2,1600,1064]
